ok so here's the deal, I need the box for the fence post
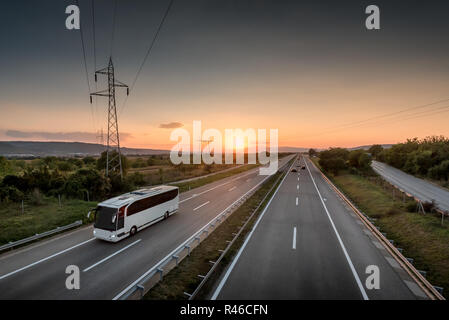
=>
[58,194,62,207]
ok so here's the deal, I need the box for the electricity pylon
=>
[90,57,129,179]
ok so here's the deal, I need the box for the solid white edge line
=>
[293,227,297,250]
[193,201,210,212]
[179,170,257,204]
[111,155,295,300]
[83,239,142,272]
[305,158,369,300]
[211,156,296,300]
[0,238,96,280]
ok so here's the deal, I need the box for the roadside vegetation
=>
[0,152,288,245]
[376,136,449,189]
[311,144,449,298]
[145,169,285,300]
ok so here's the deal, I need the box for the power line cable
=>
[110,0,117,55]
[119,0,174,116]
[75,0,95,129]
[303,98,449,138]
[91,0,99,130]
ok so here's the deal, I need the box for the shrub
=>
[29,188,44,205]
[0,185,24,202]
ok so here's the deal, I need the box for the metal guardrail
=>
[115,157,294,300]
[310,159,445,300]
[0,220,83,253]
[186,158,293,300]
[371,163,449,221]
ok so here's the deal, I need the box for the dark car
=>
[291,168,298,172]
[301,166,306,170]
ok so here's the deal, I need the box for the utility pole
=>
[90,57,129,179]
[96,128,104,149]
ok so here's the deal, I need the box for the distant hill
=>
[0,141,169,158]
[347,144,393,151]
[279,146,322,153]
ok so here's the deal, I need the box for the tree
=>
[319,158,347,175]
[96,151,129,176]
[368,145,383,158]
[63,168,110,200]
[308,148,317,157]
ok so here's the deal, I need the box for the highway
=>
[0,155,294,299]
[372,160,449,213]
[212,156,428,300]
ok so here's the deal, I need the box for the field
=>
[0,196,96,245]
[0,153,283,245]
[311,158,449,297]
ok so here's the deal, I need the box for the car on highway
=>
[291,168,298,172]
[301,166,306,170]
[89,185,179,242]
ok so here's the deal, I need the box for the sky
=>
[1,0,449,150]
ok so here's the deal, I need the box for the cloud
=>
[2,130,131,142]
[159,122,184,129]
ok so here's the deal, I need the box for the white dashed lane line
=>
[193,201,210,212]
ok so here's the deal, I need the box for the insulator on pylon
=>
[90,96,93,104]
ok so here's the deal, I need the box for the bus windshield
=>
[94,206,118,231]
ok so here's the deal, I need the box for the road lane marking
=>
[296,197,298,206]
[0,238,95,280]
[246,178,251,182]
[178,156,293,204]
[305,159,369,300]
[193,201,210,212]
[83,239,141,272]
[293,227,297,249]
[228,186,237,192]
[179,170,257,203]
[211,157,296,300]
[297,184,299,190]
[112,157,297,301]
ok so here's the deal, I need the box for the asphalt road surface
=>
[372,160,449,212]
[0,155,294,299]
[212,156,428,300]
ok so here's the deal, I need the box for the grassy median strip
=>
[144,170,285,300]
[311,158,449,297]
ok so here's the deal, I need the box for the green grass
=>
[0,164,257,247]
[320,167,449,298]
[0,197,96,245]
[145,170,285,300]
[0,155,291,247]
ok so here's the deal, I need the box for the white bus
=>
[90,185,179,242]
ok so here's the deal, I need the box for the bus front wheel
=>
[130,226,137,236]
